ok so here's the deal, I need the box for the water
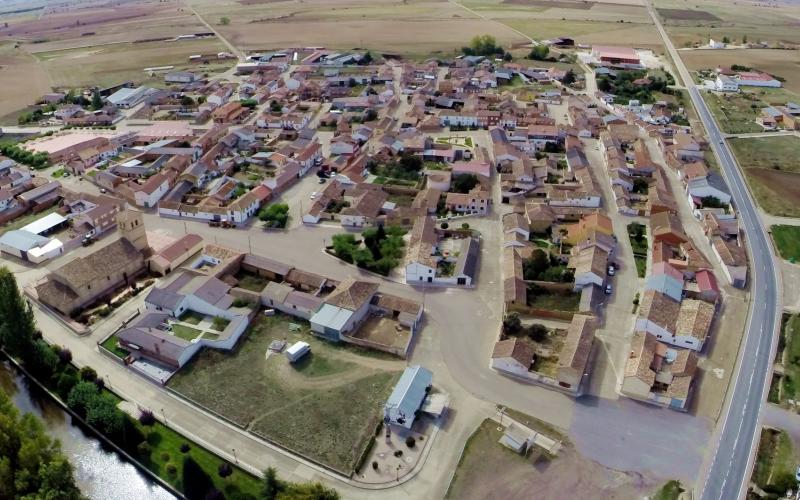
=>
[0,360,175,500]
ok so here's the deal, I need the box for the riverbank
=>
[1,350,263,499]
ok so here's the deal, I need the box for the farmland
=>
[0,43,52,119]
[654,0,800,47]
[682,49,800,95]
[168,313,403,474]
[729,136,800,217]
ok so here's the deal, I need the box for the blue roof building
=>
[384,365,432,429]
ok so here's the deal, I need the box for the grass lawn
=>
[171,324,202,341]
[235,272,269,293]
[136,420,261,499]
[751,427,798,495]
[179,310,205,325]
[774,313,800,406]
[652,480,684,500]
[702,91,763,134]
[168,313,401,474]
[633,255,647,278]
[771,225,800,262]
[527,291,580,312]
[627,223,648,278]
[100,334,130,359]
[730,136,800,217]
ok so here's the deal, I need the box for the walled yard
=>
[168,313,403,474]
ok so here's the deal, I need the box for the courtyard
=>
[167,313,404,474]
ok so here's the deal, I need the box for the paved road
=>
[646,4,782,500]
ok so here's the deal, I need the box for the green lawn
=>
[179,310,205,325]
[774,313,800,406]
[168,314,401,474]
[752,428,798,495]
[627,223,648,278]
[771,225,800,262]
[652,480,684,500]
[100,334,130,359]
[633,255,647,278]
[135,420,261,499]
[171,324,202,341]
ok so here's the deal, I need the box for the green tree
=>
[183,455,215,500]
[67,381,100,417]
[27,339,59,379]
[86,394,124,435]
[331,234,358,263]
[91,91,103,110]
[722,36,731,44]
[259,203,290,228]
[452,173,478,194]
[219,16,230,25]
[261,467,284,500]
[0,391,85,500]
[181,95,195,106]
[0,267,36,356]
[528,45,550,61]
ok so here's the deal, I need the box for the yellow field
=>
[30,38,229,89]
[0,43,52,118]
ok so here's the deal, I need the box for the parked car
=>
[208,220,220,227]
[607,264,616,276]
[318,177,326,184]
[310,192,318,200]
[99,188,107,194]
[604,283,613,295]
[81,237,94,247]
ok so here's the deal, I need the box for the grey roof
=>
[455,237,480,279]
[0,230,50,251]
[117,313,190,365]
[145,286,185,311]
[242,253,293,276]
[186,276,232,308]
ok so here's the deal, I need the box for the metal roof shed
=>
[383,365,433,429]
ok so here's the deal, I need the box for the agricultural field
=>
[654,0,800,47]
[682,49,800,95]
[729,136,800,217]
[0,43,52,120]
[0,0,210,51]
[168,313,403,474]
[185,0,526,55]
[770,226,800,263]
[30,38,230,89]
[701,91,763,134]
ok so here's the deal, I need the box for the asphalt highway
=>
[646,4,782,499]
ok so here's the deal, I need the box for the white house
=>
[440,112,479,128]
[715,75,739,93]
[708,39,725,49]
[133,173,171,208]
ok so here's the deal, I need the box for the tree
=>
[261,467,284,500]
[27,340,59,378]
[181,95,195,106]
[91,91,103,110]
[451,173,478,194]
[331,234,358,263]
[0,267,36,356]
[526,323,549,342]
[522,249,549,280]
[502,313,522,336]
[722,36,731,44]
[67,381,100,418]
[79,366,98,382]
[219,16,230,25]
[218,462,233,479]
[562,69,576,85]
[359,51,373,65]
[440,222,449,230]
[467,34,501,56]
[183,456,215,500]
[527,45,550,61]
[502,51,512,62]
[259,203,290,228]
[0,391,85,500]
[742,34,748,44]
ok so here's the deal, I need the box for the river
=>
[0,360,175,500]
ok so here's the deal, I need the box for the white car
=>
[309,192,318,200]
[604,283,613,295]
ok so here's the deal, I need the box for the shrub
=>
[461,223,470,230]
[137,441,152,456]
[372,461,379,470]
[79,366,97,382]
[94,377,105,391]
[55,372,79,400]
[160,451,170,462]
[166,463,178,477]
[218,462,233,479]
[405,436,416,448]
[393,450,403,457]
[440,222,449,230]
[139,409,156,426]
[58,347,73,365]
[180,443,191,453]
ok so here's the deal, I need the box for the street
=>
[645,3,782,499]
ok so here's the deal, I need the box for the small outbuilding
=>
[285,341,310,363]
[383,365,432,429]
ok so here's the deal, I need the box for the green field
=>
[168,313,401,474]
[171,324,203,341]
[771,226,800,262]
[100,333,129,359]
[751,427,798,495]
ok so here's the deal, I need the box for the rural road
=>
[646,3,782,500]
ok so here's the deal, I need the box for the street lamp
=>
[160,408,166,424]
[232,448,238,464]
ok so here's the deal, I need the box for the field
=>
[655,0,800,48]
[702,91,763,134]
[729,136,800,217]
[682,49,800,95]
[186,0,526,55]
[770,313,800,407]
[751,427,798,496]
[0,43,52,119]
[445,410,656,500]
[168,313,403,474]
[30,38,230,89]
[770,226,800,263]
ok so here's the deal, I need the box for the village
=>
[0,37,753,497]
